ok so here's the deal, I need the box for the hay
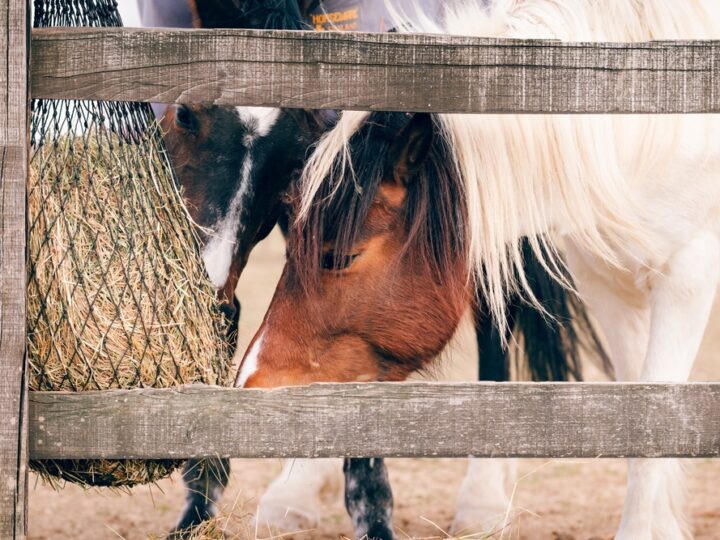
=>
[28,105,231,488]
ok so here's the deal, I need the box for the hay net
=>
[29,0,231,486]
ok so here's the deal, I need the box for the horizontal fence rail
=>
[29,382,720,460]
[31,28,720,113]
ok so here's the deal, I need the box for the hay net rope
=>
[29,0,231,487]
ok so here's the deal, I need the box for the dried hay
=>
[27,120,231,487]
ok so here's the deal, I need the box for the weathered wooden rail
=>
[1,9,720,539]
[32,28,720,113]
[29,383,720,460]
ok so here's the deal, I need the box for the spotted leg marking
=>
[344,458,394,540]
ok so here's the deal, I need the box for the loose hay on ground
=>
[28,107,231,487]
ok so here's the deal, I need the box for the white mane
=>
[299,0,720,324]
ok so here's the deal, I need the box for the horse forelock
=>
[290,112,469,295]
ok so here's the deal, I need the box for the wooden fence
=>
[1,7,720,538]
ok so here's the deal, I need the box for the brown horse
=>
[238,111,604,387]
[232,111,608,538]
[161,103,338,536]
[161,104,331,325]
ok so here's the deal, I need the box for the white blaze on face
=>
[201,156,253,289]
[236,329,265,387]
[200,107,280,289]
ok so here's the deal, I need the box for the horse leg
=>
[169,458,231,538]
[344,458,394,540]
[169,298,239,538]
[618,231,719,540]
[219,296,241,348]
[565,243,653,538]
[253,458,343,534]
[567,232,719,540]
[452,459,517,536]
[451,300,517,536]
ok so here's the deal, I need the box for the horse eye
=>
[321,251,358,271]
[175,105,197,131]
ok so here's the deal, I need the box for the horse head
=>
[236,112,472,388]
[161,104,335,332]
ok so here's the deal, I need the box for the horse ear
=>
[387,113,434,185]
[306,109,338,131]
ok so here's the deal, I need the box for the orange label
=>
[311,8,360,31]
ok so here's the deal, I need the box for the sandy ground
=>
[29,228,720,539]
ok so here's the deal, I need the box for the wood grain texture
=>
[29,383,720,460]
[0,0,28,537]
[30,28,720,113]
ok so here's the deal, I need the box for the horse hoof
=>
[252,502,319,534]
[364,523,395,540]
[167,514,215,539]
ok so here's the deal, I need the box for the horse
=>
[161,103,343,535]
[140,1,337,534]
[241,1,720,538]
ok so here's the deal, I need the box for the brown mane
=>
[289,112,469,293]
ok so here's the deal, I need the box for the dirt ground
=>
[29,229,720,539]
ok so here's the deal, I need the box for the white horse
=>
[292,1,720,537]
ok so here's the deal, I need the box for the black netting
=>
[34,0,122,27]
[29,0,231,487]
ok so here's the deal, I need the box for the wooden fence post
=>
[0,0,29,537]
